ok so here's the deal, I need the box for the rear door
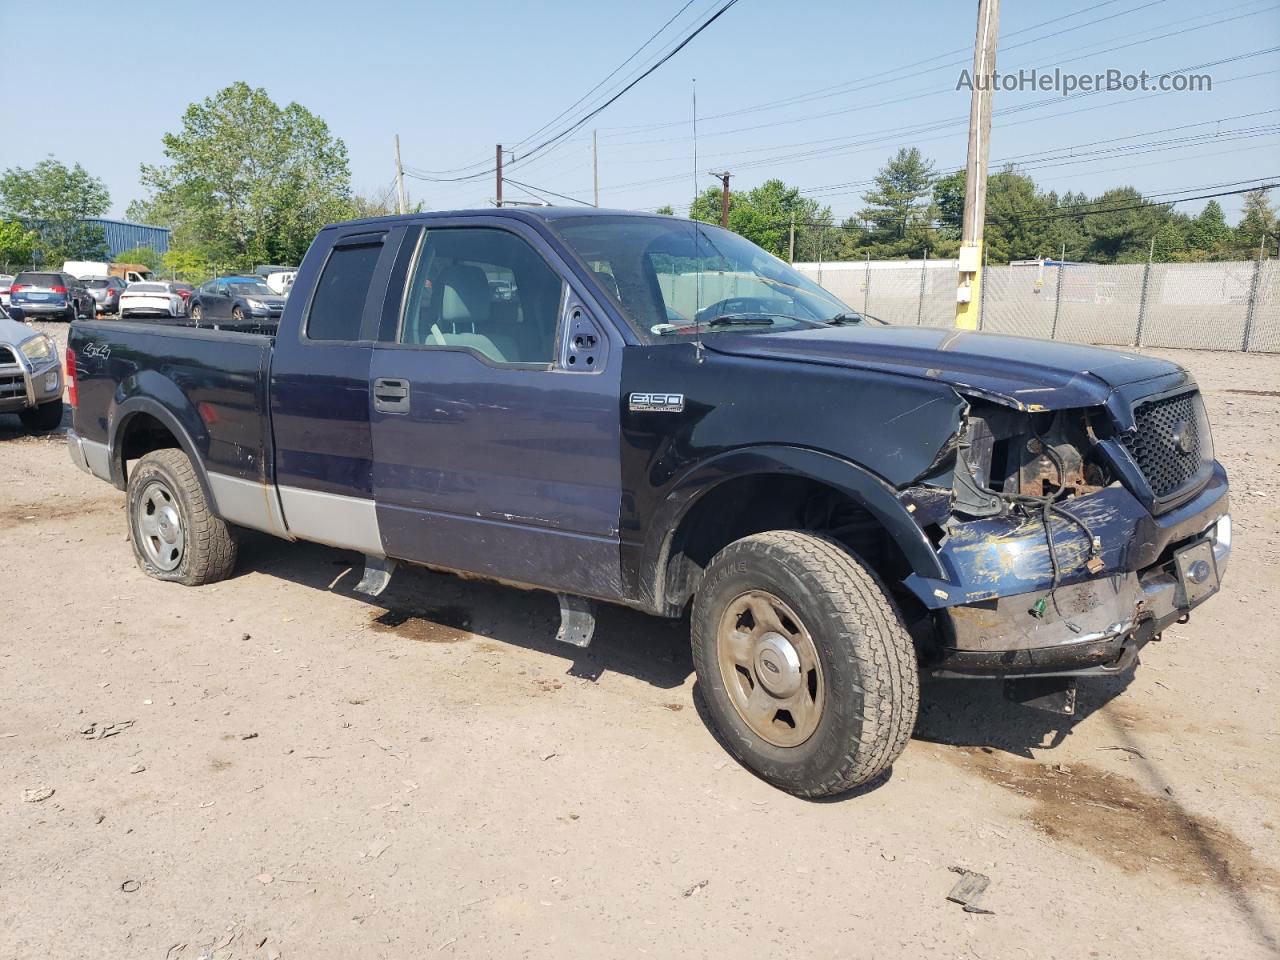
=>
[368,217,624,598]
[268,225,410,554]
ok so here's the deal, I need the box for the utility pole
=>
[955,0,1000,330]
[788,215,796,264]
[394,135,408,215]
[593,130,600,207]
[709,171,730,228]
[495,144,504,208]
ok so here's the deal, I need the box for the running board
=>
[354,556,397,597]
[555,594,596,648]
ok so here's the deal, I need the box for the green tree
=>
[0,157,111,264]
[690,178,833,261]
[859,148,936,242]
[162,247,212,282]
[136,82,352,270]
[1150,218,1188,262]
[0,220,38,270]
[932,169,965,233]
[1235,188,1276,254]
[655,204,675,216]
[1077,187,1170,263]
[114,245,166,271]
[1185,200,1233,258]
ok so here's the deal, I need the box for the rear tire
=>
[64,304,76,323]
[690,530,918,798]
[19,398,64,432]
[126,448,237,586]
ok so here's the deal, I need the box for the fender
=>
[108,390,218,516]
[637,444,948,613]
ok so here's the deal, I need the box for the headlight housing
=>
[246,298,265,310]
[19,334,55,364]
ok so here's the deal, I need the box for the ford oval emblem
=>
[1187,559,1211,584]
[1171,420,1194,455]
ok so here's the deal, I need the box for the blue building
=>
[82,218,170,257]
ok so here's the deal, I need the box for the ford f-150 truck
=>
[66,209,1231,797]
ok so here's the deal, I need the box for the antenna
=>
[692,77,704,362]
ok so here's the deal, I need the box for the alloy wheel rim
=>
[137,480,184,571]
[716,590,824,747]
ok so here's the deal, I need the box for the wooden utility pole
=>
[593,130,600,207]
[788,215,796,263]
[495,144,504,208]
[710,171,730,227]
[955,0,1000,330]
[394,135,408,215]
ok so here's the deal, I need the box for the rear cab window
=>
[306,238,384,341]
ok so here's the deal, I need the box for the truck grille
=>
[0,372,25,400]
[1118,391,1205,498]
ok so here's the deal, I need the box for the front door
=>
[369,219,624,599]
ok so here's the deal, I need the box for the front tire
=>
[19,398,63,431]
[191,304,202,324]
[691,531,918,798]
[126,448,237,586]
[232,306,245,323]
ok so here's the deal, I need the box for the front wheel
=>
[691,530,918,798]
[190,304,202,324]
[126,448,237,586]
[231,306,245,323]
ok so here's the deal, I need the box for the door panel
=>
[270,227,408,551]
[369,221,624,598]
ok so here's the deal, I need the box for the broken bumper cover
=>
[907,462,1230,678]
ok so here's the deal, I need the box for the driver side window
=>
[399,228,564,366]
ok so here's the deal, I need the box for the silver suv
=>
[0,308,63,430]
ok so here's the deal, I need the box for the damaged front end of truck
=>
[898,375,1230,711]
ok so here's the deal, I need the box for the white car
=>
[119,282,186,320]
[0,274,12,308]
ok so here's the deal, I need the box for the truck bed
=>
[70,319,276,487]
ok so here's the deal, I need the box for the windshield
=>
[229,281,274,296]
[552,215,856,341]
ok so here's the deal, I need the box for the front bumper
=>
[910,463,1230,678]
[0,356,62,413]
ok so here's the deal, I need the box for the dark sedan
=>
[190,277,287,327]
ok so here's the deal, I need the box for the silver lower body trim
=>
[207,473,291,539]
[276,484,383,555]
[68,432,112,481]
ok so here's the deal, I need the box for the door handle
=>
[373,377,410,414]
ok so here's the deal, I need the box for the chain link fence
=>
[793,258,1280,352]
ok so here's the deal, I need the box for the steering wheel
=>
[694,296,778,324]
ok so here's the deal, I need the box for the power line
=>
[405,0,743,184]
[501,178,594,207]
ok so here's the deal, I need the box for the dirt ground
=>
[2,329,1279,960]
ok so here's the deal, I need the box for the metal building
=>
[82,218,170,257]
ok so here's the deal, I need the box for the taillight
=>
[50,285,68,294]
[10,283,24,294]
[65,347,77,408]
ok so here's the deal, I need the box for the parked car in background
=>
[83,276,128,316]
[0,309,63,430]
[0,275,13,308]
[119,281,187,320]
[264,270,296,294]
[9,271,94,321]
[189,276,287,326]
[171,282,195,315]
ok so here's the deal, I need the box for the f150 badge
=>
[629,392,684,413]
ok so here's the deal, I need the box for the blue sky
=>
[3,0,1277,223]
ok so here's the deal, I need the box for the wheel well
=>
[660,473,921,618]
[117,412,181,482]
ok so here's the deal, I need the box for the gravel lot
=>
[3,322,1279,959]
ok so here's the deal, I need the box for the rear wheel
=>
[19,398,63,432]
[126,448,237,586]
[691,530,918,798]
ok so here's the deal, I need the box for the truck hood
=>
[703,325,1184,410]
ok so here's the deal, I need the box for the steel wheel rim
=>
[716,589,825,747]
[136,480,184,571]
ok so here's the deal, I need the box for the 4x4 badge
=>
[629,392,684,413]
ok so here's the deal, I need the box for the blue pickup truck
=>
[66,208,1230,797]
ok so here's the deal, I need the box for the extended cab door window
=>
[307,241,383,341]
